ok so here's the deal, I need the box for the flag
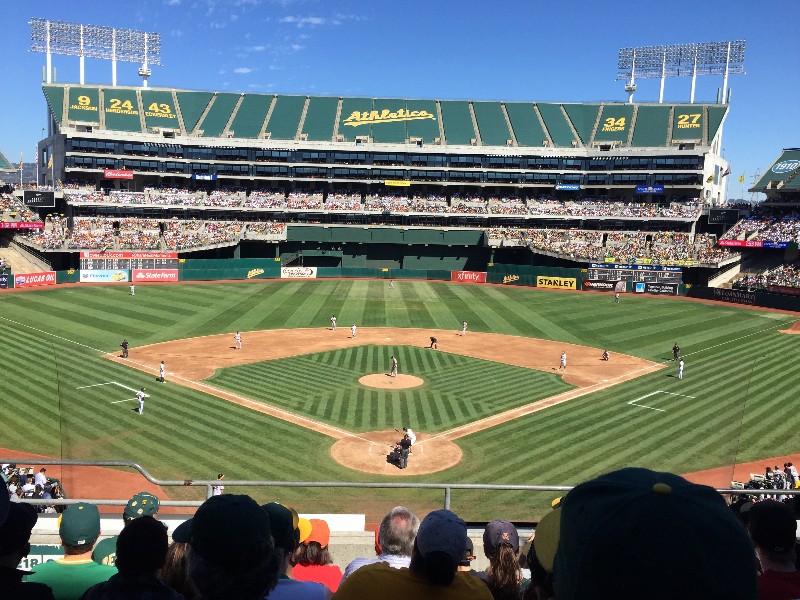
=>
[721,167,731,178]
[19,153,23,170]
[706,174,714,183]
[738,174,745,183]
[47,155,52,169]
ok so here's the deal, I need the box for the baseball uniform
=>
[136,389,145,414]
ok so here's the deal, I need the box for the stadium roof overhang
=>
[750,148,800,193]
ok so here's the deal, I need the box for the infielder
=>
[159,361,165,383]
[390,355,398,377]
[330,315,337,331]
[136,388,146,415]
[234,332,242,350]
[678,359,684,379]
[559,351,567,370]
[130,284,135,296]
[461,321,467,336]
[351,324,357,338]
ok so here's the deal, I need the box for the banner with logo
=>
[713,287,755,305]
[633,282,678,295]
[0,274,8,289]
[14,271,56,288]
[132,269,179,283]
[451,271,487,284]
[79,270,129,283]
[536,276,576,290]
[81,251,178,259]
[583,279,621,291]
[103,169,134,180]
[0,222,44,229]
[767,285,800,297]
[23,190,55,207]
[281,267,318,279]
[635,184,665,194]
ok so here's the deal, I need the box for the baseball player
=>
[120,339,129,359]
[351,324,357,338]
[429,336,438,349]
[330,315,337,331]
[136,388,146,415]
[615,292,620,303]
[678,359,684,380]
[390,355,398,377]
[158,361,165,383]
[234,331,242,350]
[130,284,135,296]
[212,473,225,496]
[602,350,609,361]
[559,351,567,370]
[403,427,416,445]
[461,321,467,336]
[389,279,394,288]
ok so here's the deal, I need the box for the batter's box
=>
[76,381,150,404]
[627,390,695,412]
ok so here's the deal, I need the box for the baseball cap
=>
[483,519,519,556]
[748,499,797,553]
[297,517,313,544]
[0,503,38,554]
[459,536,475,567]
[123,491,160,522]
[59,502,101,546]
[415,509,467,561]
[552,467,757,600]
[261,502,299,551]
[531,507,562,573]
[185,494,272,569]
[307,519,330,547]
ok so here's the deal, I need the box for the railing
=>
[4,458,795,511]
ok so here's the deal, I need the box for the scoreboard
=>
[586,263,683,284]
[80,251,179,270]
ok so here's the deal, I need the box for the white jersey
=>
[405,429,417,445]
[351,325,357,337]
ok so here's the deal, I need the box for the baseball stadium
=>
[1,14,800,592]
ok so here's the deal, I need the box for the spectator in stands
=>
[334,509,492,599]
[93,491,161,566]
[176,494,280,600]
[80,516,183,600]
[157,524,197,600]
[546,467,757,600]
[479,520,521,600]
[746,500,800,599]
[0,502,56,599]
[25,502,117,599]
[292,518,343,592]
[341,506,420,580]
[521,507,558,600]
[34,468,48,488]
[262,501,331,599]
[457,536,478,575]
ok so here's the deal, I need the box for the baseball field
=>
[1,279,799,521]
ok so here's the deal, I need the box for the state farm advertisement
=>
[281,267,317,279]
[14,271,56,288]
[132,269,179,283]
[451,271,487,284]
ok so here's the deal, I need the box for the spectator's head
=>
[123,491,160,523]
[0,503,38,567]
[410,509,467,586]
[457,536,475,571]
[551,468,757,600]
[180,494,280,600]
[747,499,797,566]
[378,506,419,557]
[295,518,333,567]
[483,519,521,596]
[59,502,101,553]
[115,516,169,576]
[528,508,560,599]
[261,502,299,555]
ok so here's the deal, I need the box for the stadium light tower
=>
[30,18,162,87]
[616,40,745,104]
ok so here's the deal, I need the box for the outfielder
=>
[130,284,135,296]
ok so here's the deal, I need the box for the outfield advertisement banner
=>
[79,270,129,283]
[633,282,679,295]
[582,279,621,291]
[132,269,179,282]
[713,288,756,305]
[536,276,576,290]
[281,267,317,279]
[14,271,56,288]
[451,271,487,284]
[0,274,8,289]
[768,285,800,297]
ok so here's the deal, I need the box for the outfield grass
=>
[1,280,798,520]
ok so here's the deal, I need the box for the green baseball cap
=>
[123,492,160,522]
[59,502,101,546]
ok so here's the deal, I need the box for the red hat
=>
[307,518,330,547]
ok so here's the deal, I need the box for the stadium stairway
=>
[0,239,50,274]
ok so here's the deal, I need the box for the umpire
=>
[121,339,129,359]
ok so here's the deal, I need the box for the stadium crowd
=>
[3,466,799,599]
[722,209,800,243]
[733,263,800,291]
[2,464,65,513]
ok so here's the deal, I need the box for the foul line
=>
[0,316,107,354]
[628,390,695,412]
[76,381,150,404]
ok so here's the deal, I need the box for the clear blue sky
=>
[1,0,797,198]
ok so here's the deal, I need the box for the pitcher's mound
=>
[359,374,424,389]
[331,430,462,475]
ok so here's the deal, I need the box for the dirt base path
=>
[108,328,662,475]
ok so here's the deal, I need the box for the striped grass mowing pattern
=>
[205,345,574,433]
